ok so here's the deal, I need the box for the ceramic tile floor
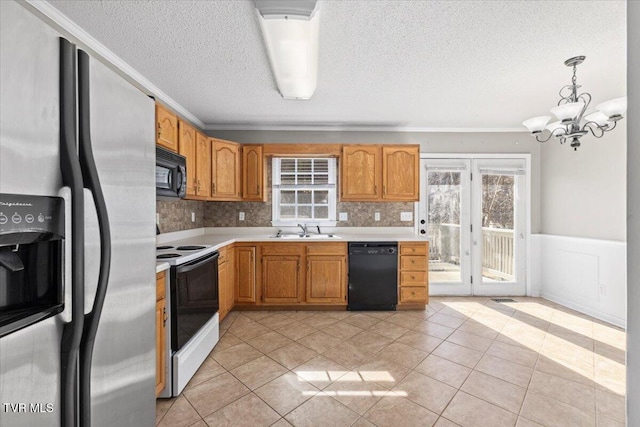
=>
[156,297,626,427]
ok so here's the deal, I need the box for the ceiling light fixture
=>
[522,56,627,150]
[254,0,319,100]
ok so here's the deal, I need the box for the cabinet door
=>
[306,255,346,303]
[155,272,166,396]
[155,298,165,396]
[218,260,229,320]
[341,145,380,200]
[262,255,302,304]
[156,104,178,151]
[382,145,420,201]
[242,145,265,201]
[226,249,235,309]
[195,132,211,198]
[178,120,197,197]
[212,139,241,200]
[235,247,256,302]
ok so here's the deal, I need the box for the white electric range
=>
[156,244,220,397]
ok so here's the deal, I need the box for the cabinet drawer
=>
[400,255,427,271]
[156,271,166,301]
[306,243,347,256]
[400,286,427,303]
[261,244,304,255]
[400,271,427,286]
[400,243,427,255]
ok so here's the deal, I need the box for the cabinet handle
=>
[383,185,386,195]
[157,123,161,139]
[212,183,216,193]
[374,185,377,194]
[411,275,415,280]
[163,307,168,324]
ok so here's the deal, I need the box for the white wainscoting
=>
[532,234,627,328]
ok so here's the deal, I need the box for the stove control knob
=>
[11,213,22,224]
[0,213,7,225]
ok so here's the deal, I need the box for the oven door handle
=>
[176,252,219,274]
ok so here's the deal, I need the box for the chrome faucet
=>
[297,223,308,235]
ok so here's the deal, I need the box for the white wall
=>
[208,130,542,233]
[541,129,627,241]
[627,1,639,425]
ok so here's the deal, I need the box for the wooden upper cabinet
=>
[195,132,211,198]
[242,145,265,201]
[382,145,420,201]
[178,120,197,197]
[341,145,381,201]
[156,104,178,152]
[212,138,241,200]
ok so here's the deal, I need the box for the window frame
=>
[271,157,338,227]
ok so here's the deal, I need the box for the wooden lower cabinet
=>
[230,241,426,309]
[306,256,346,303]
[218,245,235,321]
[155,271,167,397]
[306,243,347,304]
[235,246,257,303]
[398,241,429,306]
[261,244,304,304]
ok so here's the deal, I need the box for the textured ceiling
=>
[46,0,626,131]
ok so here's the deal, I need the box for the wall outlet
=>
[400,212,413,221]
[339,212,348,221]
[239,212,245,221]
[156,213,160,225]
[374,212,380,221]
[191,212,195,222]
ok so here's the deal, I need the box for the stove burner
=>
[176,245,206,251]
[157,253,181,259]
[157,245,173,250]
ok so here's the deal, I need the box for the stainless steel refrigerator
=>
[0,1,156,426]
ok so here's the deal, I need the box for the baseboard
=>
[541,292,626,329]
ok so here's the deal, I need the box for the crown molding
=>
[23,0,204,129]
[204,123,528,133]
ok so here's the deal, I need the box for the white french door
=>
[418,157,528,296]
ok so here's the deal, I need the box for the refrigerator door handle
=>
[59,37,85,427]
[77,48,112,427]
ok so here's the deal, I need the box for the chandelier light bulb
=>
[595,97,627,120]
[522,116,551,133]
[584,111,610,127]
[550,101,585,122]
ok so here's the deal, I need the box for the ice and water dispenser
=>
[0,194,65,337]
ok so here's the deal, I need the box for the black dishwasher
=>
[348,242,398,311]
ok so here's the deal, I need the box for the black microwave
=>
[156,146,186,199]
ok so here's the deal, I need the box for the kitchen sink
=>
[271,233,340,239]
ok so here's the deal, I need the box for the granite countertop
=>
[156,227,428,260]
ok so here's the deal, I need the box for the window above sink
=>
[271,157,337,227]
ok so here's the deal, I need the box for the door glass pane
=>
[481,174,515,282]
[427,171,462,282]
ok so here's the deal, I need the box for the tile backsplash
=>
[157,198,413,233]
[156,158,414,233]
